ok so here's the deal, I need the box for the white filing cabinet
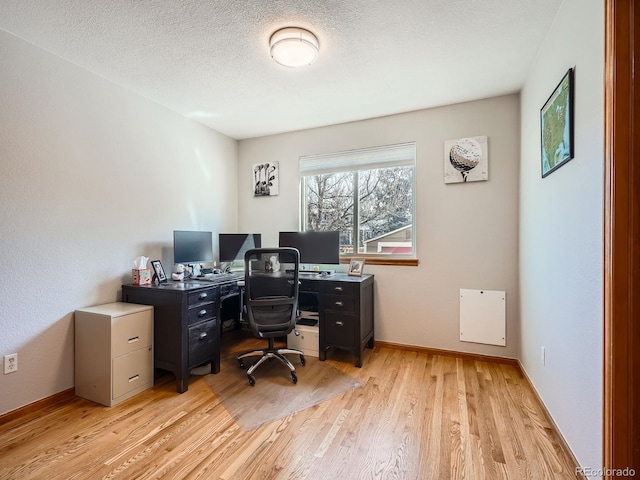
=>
[287,324,319,357]
[75,302,153,406]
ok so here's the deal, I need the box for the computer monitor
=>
[278,231,340,265]
[218,233,262,263]
[173,230,214,264]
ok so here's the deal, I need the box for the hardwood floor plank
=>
[469,361,505,479]
[486,362,530,475]
[421,354,444,480]
[0,334,581,480]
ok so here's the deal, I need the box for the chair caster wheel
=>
[291,372,298,384]
[300,354,306,366]
[247,374,255,386]
[238,360,246,369]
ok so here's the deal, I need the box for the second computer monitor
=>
[218,233,262,263]
[278,231,340,265]
[174,230,214,265]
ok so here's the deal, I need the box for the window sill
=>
[339,257,419,267]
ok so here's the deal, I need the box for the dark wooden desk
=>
[123,272,374,392]
[122,277,240,393]
[298,273,374,367]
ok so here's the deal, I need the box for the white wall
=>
[519,0,603,472]
[238,94,520,358]
[0,30,238,415]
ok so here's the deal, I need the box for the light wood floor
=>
[0,332,580,479]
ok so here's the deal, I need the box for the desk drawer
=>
[188,288,217,306]
[299,279,321,293]
[323,314,354,348]
[324,282,356,296]
[220,282,239,297]
[324,294,355,313]
[188,304,216,325]
[188,319,217,367]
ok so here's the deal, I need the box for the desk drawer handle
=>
[199,293,208,300]
[334,301,344,307]
[198,309,207,317]
[199,332,208,340]
[334,286,343,292]
[127,336,139,344]
[335,321,344,327]
[128,374,140,383]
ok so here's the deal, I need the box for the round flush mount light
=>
[269,27,319,68]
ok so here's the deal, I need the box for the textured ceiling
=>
[0,0,562,140]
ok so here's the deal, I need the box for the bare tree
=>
[304,166,413,250]
[305,172,354,232]
[358,166,413,242]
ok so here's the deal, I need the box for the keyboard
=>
[193,273,242,283]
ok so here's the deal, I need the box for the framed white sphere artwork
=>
[444,136,488,184]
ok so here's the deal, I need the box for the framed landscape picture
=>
[540,68,574,178]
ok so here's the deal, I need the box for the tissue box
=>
[132,269,151,286]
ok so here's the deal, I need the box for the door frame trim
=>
[603,0,639,475]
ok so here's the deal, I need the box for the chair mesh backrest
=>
[244,248,300,338]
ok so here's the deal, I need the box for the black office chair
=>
[237,247,305,386]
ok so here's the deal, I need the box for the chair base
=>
[237,344,306,386]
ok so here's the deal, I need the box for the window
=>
[300,142,416,258]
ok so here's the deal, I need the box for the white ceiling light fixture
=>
[269,27,319,68]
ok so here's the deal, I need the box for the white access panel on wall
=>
[459,289,506,346]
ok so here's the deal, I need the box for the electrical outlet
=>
[4,353,18,374]
[540,346,546,366]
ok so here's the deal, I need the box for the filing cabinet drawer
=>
[324,282,356,296]
[324,294,355,313]
[188,288,217,306]
[188,304,216,325]
[188,319,217,367]
[323,314,355,348]
[112,347,153,399]
[111,309,153,358]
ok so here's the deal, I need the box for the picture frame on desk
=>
[348,258,365,276]
[151,260,168,283]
